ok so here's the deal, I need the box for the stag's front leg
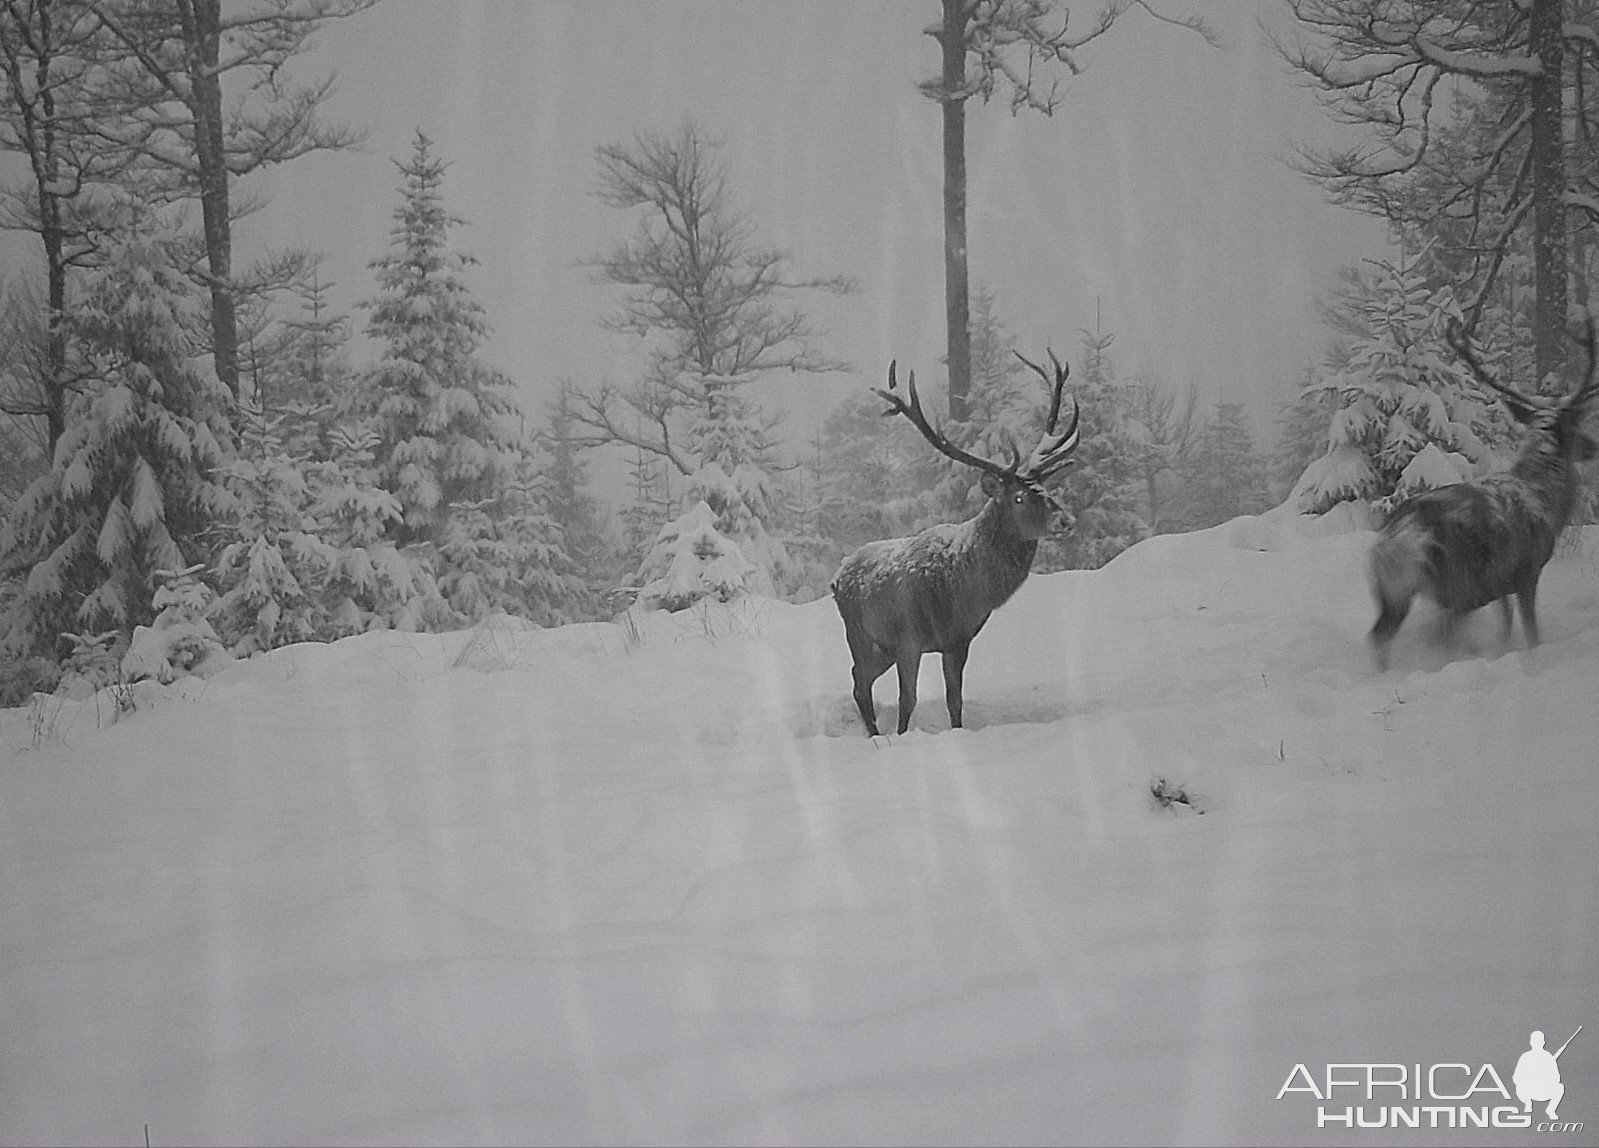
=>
[942,640,970,729]
[1499,597,1515,643]
[894,649,922,735]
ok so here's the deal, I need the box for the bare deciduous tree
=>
[919,0,1215,421]
[1278,0,1599,390]
[567,122,853,477]
[0,0,115,451]
[84,0,375,402]
[1126,372,1198,531]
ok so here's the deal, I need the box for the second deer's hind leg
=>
[1369,591,1412,671]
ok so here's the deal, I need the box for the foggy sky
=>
[17,2,1395,462]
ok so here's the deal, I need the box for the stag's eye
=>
[1014,493,1025,505]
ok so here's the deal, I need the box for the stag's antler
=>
[1566,309,1599,411]
[875,362,1021,480]
[875,351,1081,487]
[1013,348,1081,480]
[1447,316,1599,414]
[1445,319,1545,418]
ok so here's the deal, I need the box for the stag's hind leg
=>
[843,620,894,736]
[1368,522,1426,670]
[1369,592,1412,671]
[1515,578,1541,647]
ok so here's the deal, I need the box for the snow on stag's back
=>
[831,352,1081,736]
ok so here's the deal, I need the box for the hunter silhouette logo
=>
[1515,1026,1581,1121]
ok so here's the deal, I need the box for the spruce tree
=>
[0,221,234,669]
[1171,402,1273,530]
[1298,256,1496,516]
[1037,325,1147,570]
[619,441,670,577]
[1271,365,1337,499]
[311,421,440,634]
[355,130,521,550]
[541,390,611,620]
[210,399,334,654]
[276,268,352,459]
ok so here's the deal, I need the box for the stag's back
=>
[831,508,1038,653]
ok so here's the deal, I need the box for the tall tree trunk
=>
[1529,0,1567,392]
[939,0,970,424]
[37,0,67,451]
[41,192,66,452]
[4,0,69,450]
[179,0,238,402]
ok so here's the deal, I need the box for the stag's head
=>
[876,349,1081,541]
[1447,316,1599,465]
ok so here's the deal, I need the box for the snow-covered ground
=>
[3,507,1596,1146]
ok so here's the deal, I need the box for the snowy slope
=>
[2,509,1597,1146]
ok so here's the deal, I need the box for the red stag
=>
[1368,316,1599,669]
[831,351,1081,735]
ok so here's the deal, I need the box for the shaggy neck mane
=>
[1509,423,1580,520]
[964,497,1040,594]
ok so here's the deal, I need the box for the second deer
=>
[1368,316,1599,669]
[831,350,1081,735]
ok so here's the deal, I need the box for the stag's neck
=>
[963,499,1040,599]
[1509,435,1581,525]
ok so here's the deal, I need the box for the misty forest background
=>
[4,0,1599,705]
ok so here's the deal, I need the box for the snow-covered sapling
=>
[831,352,1080,735]
[1368,317,1599,669]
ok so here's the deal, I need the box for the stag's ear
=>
[980,471,1005,498]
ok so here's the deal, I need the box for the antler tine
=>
[1014,348,1070,433]
[1446,318,1544,412]
[1025,396,1081,480]
[1012,347,1079,479]
[1045,347,1069,432]
[873,361,1017,478]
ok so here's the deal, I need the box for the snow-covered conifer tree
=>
[354,130,521,549]
[1036,325,1147,570]
[1271,365,1337,499]
[210,400,334,654]
[940,288,1041,521]
[541,390,613,620]
[637,374,795,605]
[618,441,671,578]
[273,268,352,460]
[434,446,577,627]
[1169,401,1272,529]
[311,421,441,634]
[0,221,234,669]
[1298,256,1495,516]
